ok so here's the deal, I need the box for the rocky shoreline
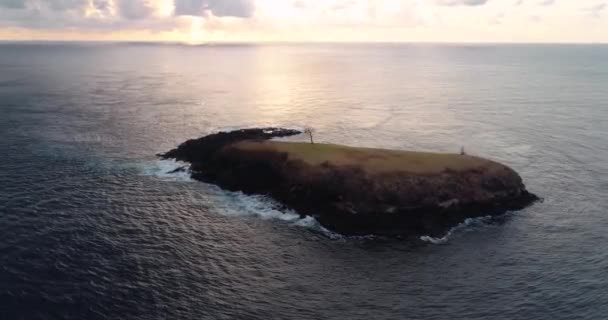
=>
[160,128,539,238]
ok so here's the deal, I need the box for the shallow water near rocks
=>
[1,43,607,319]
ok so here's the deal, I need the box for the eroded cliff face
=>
[161,128,538,238]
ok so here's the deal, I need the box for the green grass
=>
[233,141,503,174]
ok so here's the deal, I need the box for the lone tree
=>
[304,127,315,144]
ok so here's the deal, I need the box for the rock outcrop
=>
[160,128,538,238]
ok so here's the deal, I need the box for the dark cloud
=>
[0,0,254,33]
[0,0,161,21]
[92,0,112,11]
[47,0,89,11]
[118,0,157,20]
[0,0,26,9]
[437,0,490,6]
[0,0,92,11]
[174,0,255,18]
[0,0,83,29]
[0,0,171,30]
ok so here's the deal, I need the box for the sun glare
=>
[157,0,175,17]
[257,1,299,20]
[187,17,206,44]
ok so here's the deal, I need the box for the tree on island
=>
[304,127,315,144]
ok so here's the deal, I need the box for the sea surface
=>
[1,42,607,319]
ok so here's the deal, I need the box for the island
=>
[160,128,538,238]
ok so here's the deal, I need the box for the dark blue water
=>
[1,42,607,319]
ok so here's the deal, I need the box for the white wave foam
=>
[210,190,341,239]
[420,234,451,245]
[292,216,343,240]
[140,159,192,182]
[420,215,494,244]
[216,193,301,221]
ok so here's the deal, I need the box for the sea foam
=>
[212,191,342,239]
[420,215,494,244]
[140,159,192,182]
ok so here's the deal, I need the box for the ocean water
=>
[1,42,607,319]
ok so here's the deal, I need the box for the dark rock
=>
[167,166,188,174]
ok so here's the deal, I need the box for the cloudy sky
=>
[0,0,607,43]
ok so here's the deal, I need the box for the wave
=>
[139,162,340,238]
[140,159,192,182]
[420,215,494,244]
[211,191,342,239]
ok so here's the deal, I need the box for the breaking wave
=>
[210,191,342,239]
[140,159,192,182]
[420,215,495,244]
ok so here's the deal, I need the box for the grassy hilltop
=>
[233,140,503,175]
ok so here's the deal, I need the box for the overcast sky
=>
[0,0,607,42]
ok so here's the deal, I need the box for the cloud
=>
[174,0,255,17]
[0,0,93,11]
[0,0,174,29]
[0,0,256,26]
[119,1,158,20]
[0,0,607,43]
[436,0,490,6]
[490,11,506,25]
[292,0,306,9]
[584,2,607,18]
[92,0,112,11]
[47,0,89,11]
[0,0,26,9]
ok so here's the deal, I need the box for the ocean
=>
[1,42,607,319]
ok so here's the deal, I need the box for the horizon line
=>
[1,39,608,46]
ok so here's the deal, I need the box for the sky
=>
[0,0,607,43]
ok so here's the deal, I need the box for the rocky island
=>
[160,128,538,238]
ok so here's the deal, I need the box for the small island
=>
[160,128,538,238]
